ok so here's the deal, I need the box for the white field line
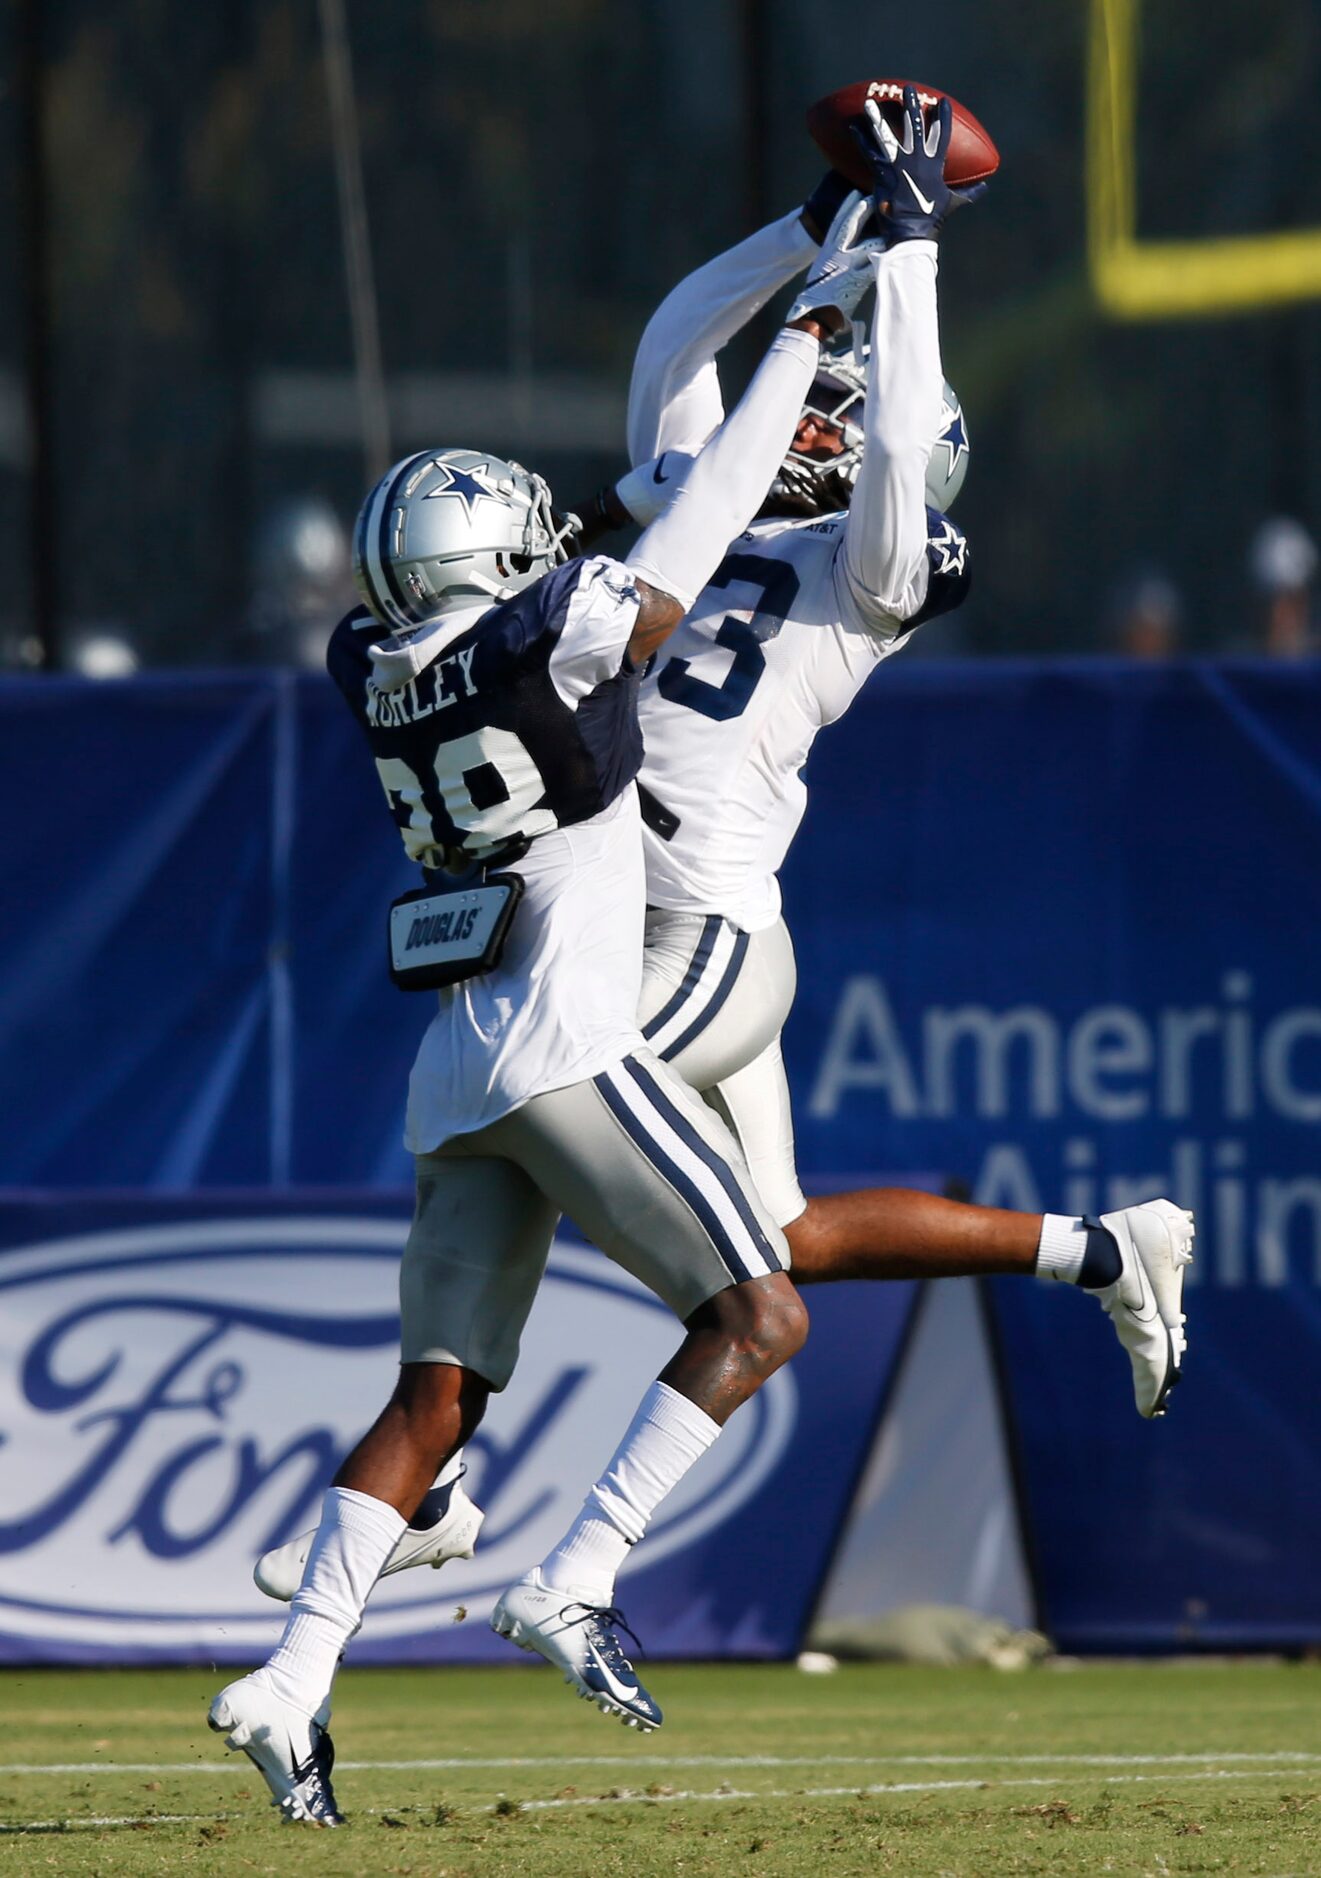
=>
[1,1765,1316,1836]
[1,1812,216,1835]
[519,1768,1321,1813]
[3,1749,1319,1777]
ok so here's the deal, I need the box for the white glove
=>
[786,191,886,326]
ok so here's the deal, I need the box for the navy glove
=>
[851,84,987,244]
[800,169,856,245]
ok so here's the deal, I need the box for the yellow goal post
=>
[1088,0,1321,318]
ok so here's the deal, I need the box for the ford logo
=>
[0,1216,795,1656]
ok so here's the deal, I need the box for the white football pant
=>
[637,910,807,1230]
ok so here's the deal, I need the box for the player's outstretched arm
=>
[838,86,980,628]
[625,199,884,662]
[837,243,944,626]
[627,191,836,468]
[623,304,841,666]
[587,176,864,540]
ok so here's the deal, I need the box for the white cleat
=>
[1095,1198,1195,1419]
[490,1569,663,1732]
[254,1475,483,1602]
[207,1675,343,1826]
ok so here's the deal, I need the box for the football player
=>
[605,93,1192,1401]
[207,199,889,1822]
[250,95,1193,1734]
[514,94,1193,1694]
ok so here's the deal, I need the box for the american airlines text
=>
[808,972,1321,1287]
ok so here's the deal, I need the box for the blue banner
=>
[0,1193,910,1664]
[0,674,419,1189]
[779,660,1321,1650]
[3,661,1320,1649]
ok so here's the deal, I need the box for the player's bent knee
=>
[757,1273,810,1365]
[707,1272,809,1373]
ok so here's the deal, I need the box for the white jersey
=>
[404,787,647,1153]
[638,514,918,930]
[623,212,969,931]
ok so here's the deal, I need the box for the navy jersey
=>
[327,557,643,866]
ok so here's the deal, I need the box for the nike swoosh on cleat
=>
[583,1640,642,1707]
[652,453,669,485]
[1128,1266,1161,1323]
[1121,1283,1160,1325]
[902,174,936,215]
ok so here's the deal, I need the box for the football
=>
[806,79,999,192]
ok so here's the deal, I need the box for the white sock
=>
[1036,1213,1088,1283]
[254,1486,406,1716]
[538,1382,720,1606]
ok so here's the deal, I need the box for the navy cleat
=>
[490,1569,663,1731]
[208,1675,344,1826]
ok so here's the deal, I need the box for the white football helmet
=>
[926,381,971,512]
[768,345,969,518]
[352,448,577,631]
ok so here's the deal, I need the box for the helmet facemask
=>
[763,349,866,521]
[761,345,970,522]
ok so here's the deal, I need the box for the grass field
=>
[0,1660,1318,1876]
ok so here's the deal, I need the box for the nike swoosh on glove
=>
[852,84,988,244]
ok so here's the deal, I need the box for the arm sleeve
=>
[625,326,820,611]
[627,210,818,467]
[614,450,696,528]
[835,240,945,633]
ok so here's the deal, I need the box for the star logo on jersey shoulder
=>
[933,405,969,478]
[929,516,968,577]
[424,459,503,520]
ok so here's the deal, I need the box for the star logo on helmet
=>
[930,516,968,577]
[933,406,969,477]
[424,459,503,520]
